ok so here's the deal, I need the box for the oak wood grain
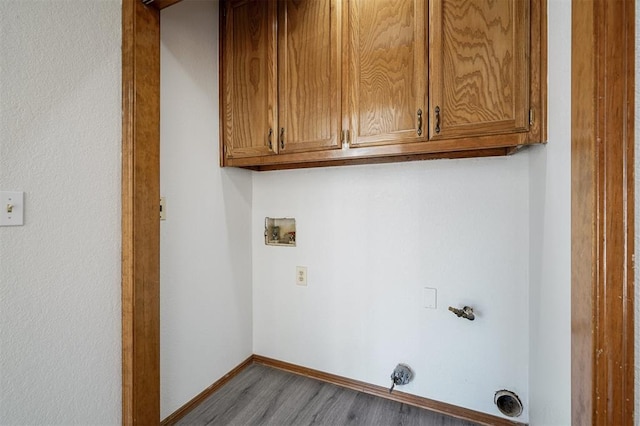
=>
[122,0,161,424]
[226,131,529,169]
[278,0,341,153]
[346,0,428,147]
[222,0,277,159]
[571,0,635,424]
[220,0,545,170]
[429,0,529,139]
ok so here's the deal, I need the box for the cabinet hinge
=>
[529,109,534,126]
[224,145,228,157]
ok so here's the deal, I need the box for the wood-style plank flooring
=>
[176,364,480,426]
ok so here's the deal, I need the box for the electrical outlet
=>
[296,266,307,286]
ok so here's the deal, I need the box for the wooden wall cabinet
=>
[222,0,277,159]
[346,0,428,148]
[278,0,341,154]
[429,0,531,140]
[221,0,341,160]
[220,0,546,171]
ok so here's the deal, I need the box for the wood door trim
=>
[571,0,635,424]
[122,0,161,424]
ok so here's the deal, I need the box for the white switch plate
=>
[423,287,437,309]
[0,191,24,226]
[296,266,307,286]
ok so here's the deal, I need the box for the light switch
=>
[0,191,24,226]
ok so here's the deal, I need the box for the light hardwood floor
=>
[176,364,480,426]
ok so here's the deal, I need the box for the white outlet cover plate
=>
[0,191,24,226]
[296,266,307,286]
[423,287,437,309]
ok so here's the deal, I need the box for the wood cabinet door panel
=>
[278,0,341,153]
[222,0,277,159]
[346,0,428,147]
[429,0,529,139]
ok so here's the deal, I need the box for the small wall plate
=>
[0,191,24,226]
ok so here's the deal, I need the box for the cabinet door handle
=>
[280,128,285,149]
[267,128,273,150]
[417,109,423,136]
[435,106,441,134]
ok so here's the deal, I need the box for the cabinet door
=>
[222,0,277,159]
[429,0,530,139]
[346,0,428,147]
[278,0,341,153]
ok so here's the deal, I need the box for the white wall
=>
[252,157,531,419]
[0,1,122,424]
[528,1,572,425]
[252,2,572,424]
[160,0,253,419]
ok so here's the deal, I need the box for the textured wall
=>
[252,155,531,420]
[0,1,122,424]
[527,1,572,425]
[160,0,254,419]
